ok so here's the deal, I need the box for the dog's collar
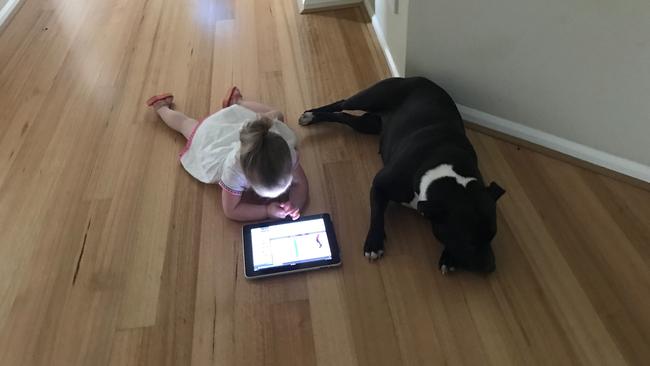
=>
[418,164,477,201]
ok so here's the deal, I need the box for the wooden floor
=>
[1,0,649,365]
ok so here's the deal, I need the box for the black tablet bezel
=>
[242,213,341,279]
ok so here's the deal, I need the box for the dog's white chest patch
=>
[401,164,477,211]
[401,194,420,210]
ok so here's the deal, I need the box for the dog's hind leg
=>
[303,77,430,115]
[340,78,406,112]
[299,111,382,134]
[306,99,345,113]
[340,77,433,112]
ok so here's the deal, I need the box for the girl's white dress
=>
[179,105,298,195]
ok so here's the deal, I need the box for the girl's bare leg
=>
[227,88,284,121]
[153,99,198,139]
[238,100,285,121]
[237,100,274,114]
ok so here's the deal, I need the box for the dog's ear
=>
[487,182,506,201]
[417,200,447,220]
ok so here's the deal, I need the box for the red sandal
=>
[145,93,173,107]
[221,86,241,108]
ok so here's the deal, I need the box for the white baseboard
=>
[300,0,360,13]
[0,0,21,28]
[363,0,401,77]
[458,104,650,183]
[363,0,373,12]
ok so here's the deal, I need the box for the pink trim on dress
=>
[178,117,206,158]
[218,180,243,196]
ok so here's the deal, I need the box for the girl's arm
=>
[222,191,286,222]
[289,163,309,211]
[221,163,308,222]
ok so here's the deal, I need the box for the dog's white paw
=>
[299,112,314,126]
[440,265,456,275]
[364,250,384,261]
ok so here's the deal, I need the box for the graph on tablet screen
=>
[250,218,333,271]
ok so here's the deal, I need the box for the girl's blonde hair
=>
[239,116,292,196]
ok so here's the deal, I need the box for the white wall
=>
[406,0,650,174]
[364,0,409,76]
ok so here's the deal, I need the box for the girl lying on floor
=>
[146,87,308,221]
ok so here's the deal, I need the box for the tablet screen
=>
[249,217,333,271]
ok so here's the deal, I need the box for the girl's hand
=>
[280,202,300,220]
[266,202,288,219]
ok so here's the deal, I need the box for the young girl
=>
[146,87,308,221]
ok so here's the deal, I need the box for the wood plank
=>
[323,160,403,366]
[0,1,649,365]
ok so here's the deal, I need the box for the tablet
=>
[242,213,341,279]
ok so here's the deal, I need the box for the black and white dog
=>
[300,77,505,274]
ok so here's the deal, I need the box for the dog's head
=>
[417,181,505,273]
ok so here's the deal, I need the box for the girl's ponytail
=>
[239,116,274,158]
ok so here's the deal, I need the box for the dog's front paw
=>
[298,111,314,126]
[363,231,385,261]
[438,250,456,275]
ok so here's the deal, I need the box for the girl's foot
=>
[222,86,242,108]
[146,93,174,110]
